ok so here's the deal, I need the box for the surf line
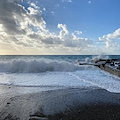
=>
[68,72,101,88]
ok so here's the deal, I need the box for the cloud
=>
[27,23,92,50]
[57,24,92,48]
[30,3,39,9]
[75,30,83,35]
[99,28,120,48]
[0,0,95,55]
[62,0,72,3]
[0,0,46,41]
[43,8,46,11]
[88,1,92,4]
[98,28,120,54]
[51,11,55,15]
[0,0,46,36]
[0,0,26,35]
[58,24,69,37]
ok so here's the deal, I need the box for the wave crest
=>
[0,59,81,73]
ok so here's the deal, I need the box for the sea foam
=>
[0,59,83,73]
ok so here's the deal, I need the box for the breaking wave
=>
[92,55,109,61]
[0,59,82,73]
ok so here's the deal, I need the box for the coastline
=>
[0,85,120,120]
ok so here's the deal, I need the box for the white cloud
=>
[28,7,39,14]
[58,24,69,37]
[30,3,39,9]
[3,1,120,55]
[75,30,83,35]
[43,8,46,11]
[0,0,96,55]
[62,0,72,3]
[0,0,46,46]
[57,24,92,48]
[67,0,72,2]
[51,11,55,15]
[88,1,92,4]
[98,28,120,54]
[0,0,46,35]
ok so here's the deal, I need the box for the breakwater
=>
[92,59,120,77]
[79,59,120,77]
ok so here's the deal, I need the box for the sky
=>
[0,0,120,55]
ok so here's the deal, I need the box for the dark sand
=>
[0,85,120,120]
[47,104,120,120]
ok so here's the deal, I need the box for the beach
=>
[0,55,120,120]
[0,85,120,120]
[1,0,120,118]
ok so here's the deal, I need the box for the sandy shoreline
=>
[0,85,120,120]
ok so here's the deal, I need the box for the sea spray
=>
[92,55,109,61]
[0,59,81,73]
[84,55,109,63]
[0,55,120,93]
[85,57,90,62]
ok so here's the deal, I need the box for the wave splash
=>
[92,55,109,61]
[0,59,82,73]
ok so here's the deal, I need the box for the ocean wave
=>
[92,55,109,61]
[0,59,82,73]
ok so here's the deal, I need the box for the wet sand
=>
[0,85,120,120]
[48,104,120,120]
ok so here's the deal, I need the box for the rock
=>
[117,65,120,70]
[7,102,10,105]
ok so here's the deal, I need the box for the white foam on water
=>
[0,72,94,88]
[0,65,120,93]
[0,59,81,73]
[70,69,120,93]
[0,57,120,93]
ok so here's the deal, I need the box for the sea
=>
[0,55,120,93]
